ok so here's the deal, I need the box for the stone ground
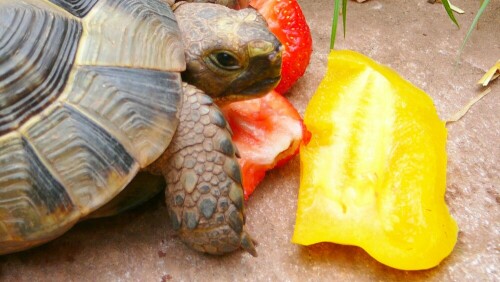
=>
[1,0,498,281]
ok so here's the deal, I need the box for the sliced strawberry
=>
[249,0,313,94]
[220,91,308,199]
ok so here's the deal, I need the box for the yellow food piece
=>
[293,50,458,270]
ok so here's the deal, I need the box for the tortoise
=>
[0,0,282,256]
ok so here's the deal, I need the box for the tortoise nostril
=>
[268,47,282,65]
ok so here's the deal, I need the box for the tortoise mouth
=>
[239,76,281,96]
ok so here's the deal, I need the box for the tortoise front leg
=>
[148,83,257,256]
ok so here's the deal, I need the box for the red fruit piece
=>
[220,91,308,199]
[250,0,312,94]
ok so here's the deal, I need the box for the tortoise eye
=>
[209,51,242,70]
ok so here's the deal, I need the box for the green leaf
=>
[441,0,460,27]
[458,0,490,58]
[342,0,348,38]
[330,0,341,49]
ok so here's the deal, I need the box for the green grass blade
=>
[458,0,490,57]
[330,0,341,49]
[342,0,348,38]
[441,0,460,27]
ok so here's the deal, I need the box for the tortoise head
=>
[174,3,282,102]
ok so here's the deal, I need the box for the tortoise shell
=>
[0,0,185,253]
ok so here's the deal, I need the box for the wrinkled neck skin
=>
[173,2,282,104]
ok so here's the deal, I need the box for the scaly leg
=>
[148,83,257,256]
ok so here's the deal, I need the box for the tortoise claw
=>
[241,230,258,257]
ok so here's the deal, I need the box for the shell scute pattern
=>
[23,105,138,209]
[48,0,100,17]
[76,0,185,71]
[0,0,184,253]
[0,2,82,134]
[65,66,182,167]
[0,135,75,239]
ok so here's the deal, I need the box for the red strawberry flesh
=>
[220,91,307,198]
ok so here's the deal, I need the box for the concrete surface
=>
[1,0,498,281]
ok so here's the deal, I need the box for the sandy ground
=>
[1,0,498,281]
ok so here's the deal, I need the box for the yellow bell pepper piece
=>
[293,50,458,270]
